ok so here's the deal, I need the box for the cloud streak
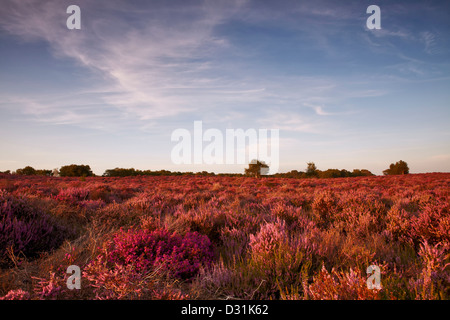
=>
[0,1,449,164]
[1,0,257,126]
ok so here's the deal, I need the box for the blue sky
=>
[0,0,449,175]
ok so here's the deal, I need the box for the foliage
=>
[103,228,214,280]
[0,191,71,267]
[102,167,207,177]
[0,173,448,300]
[306,162,319,177]
[303,265,381,300]
[383,160,410,175]
[15,166,36,176]
[59,164,94,177]
[244,160,269,178]
[15,167,53,176]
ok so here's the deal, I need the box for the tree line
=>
[1,160,409,178]
[245,161,374,178]
[244,160,409,178]
[3,164,94,177]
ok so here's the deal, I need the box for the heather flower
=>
[409,241,450,299]
[270,202,303,230]
[33,272,65,300]
[0,192,69,267]
[249,219,288,259]
[79,199,105,211]
[125,192,153,211]
[0,289,31,300]
[98,228,214,280]
[410,201,450,246]
[83,255,148,299]
[383,203,413,246]
[248,219,310,296]
[311,190,339,228]
[55,187,89,204]
[1,172,449,301]
[175,205,228,243]
[220,226,250,260]
[304,265,381,300]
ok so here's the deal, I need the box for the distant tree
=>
[287,170,303,179]
[383,160,409,175]
[16,166,36,175]
[340,169,352,177]
[195,171,215,176]
[102,167,217,177]
[103,168,139,177]
[35,169,52,176]
[319,169,341,179]
[361,169,373,176]
[245,160,269,178]
[305,162,319,178]
[352,169,373,177]
[59,164,94,177]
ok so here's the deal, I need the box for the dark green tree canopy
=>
[306,162,319,177]
[383,160,409,175]
[15,166,53,176]
[103,168,140,177]
[245,160,269,178]
[16,166,36,176]
[59,164,94,177]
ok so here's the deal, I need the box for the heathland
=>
[0,173,449,300]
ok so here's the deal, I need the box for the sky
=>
[0,0,449,176]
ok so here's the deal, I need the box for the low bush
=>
[0,191,70,267]
[94,228,215,280]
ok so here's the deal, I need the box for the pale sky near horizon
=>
[1,0,449,175]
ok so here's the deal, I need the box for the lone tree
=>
[59,164,94,177]
[15,166,53,176]
[305,162,319,177]
[245,160,269,178]
[383,160,409,175]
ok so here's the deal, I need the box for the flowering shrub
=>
[79,199,106,211]
[195,258,271,299]
[270,202,303,231]
[93,202,142,230]
[175,205,228,243]
[0,289,31,300]
[249,219,288,260]
[311,190,339,228]
[0,191,69,267]
[409,241,450,299]
[236,219,310,298]
[100,228,214,280]
[55,187,89,204]
[220,226,250,260]
[0,173,449,300]
[83,255,152,299]
[410,200,450,246]
[32,272,65,300]
[385,203,412,244]
[83,254,190,300]
[88,185,114,203]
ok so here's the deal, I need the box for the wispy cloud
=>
[419,31,443,55]
[257,110,324,134]
[0,0,254,127]
[303,102,333,116]
[0,0,391,132]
